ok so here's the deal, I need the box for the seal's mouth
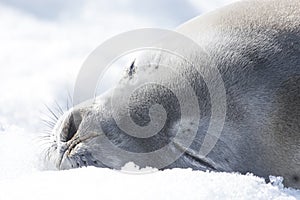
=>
[65,136,83,156]
[57,132,100,169]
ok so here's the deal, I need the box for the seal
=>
[44,0,300,189]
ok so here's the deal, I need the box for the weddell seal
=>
[43,0,300,188]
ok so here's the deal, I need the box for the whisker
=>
[35,134,52,142]
[38,135,52,140]
[39,93,73,162]
[42,114,58,125]
[54,100,64,116]
[67,91,73,110]
[41,120,56,129]
[44,104,59,120]
[39,114,57,125]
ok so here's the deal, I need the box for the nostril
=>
[62,111,83,142]
[66,114,77,141]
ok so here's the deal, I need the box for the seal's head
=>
[45,90,213,171]
[43,53,223,172]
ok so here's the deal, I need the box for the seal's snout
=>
[54,105,105,170]
[60,110,83,142]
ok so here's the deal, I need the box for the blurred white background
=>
[0,0,237,131]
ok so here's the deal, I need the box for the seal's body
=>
[45,0,300,188]
[176,0,300,188]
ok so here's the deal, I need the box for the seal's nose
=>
[60,110,83,142]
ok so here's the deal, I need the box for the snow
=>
[0,167,299,200]
[0,0,300,199]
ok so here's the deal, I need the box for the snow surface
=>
[0,165,300,200]
[0,0,300,199]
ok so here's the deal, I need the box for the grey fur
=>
[45,0,300,189]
